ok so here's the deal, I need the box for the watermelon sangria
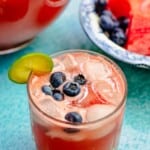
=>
[27,50,127,150]
[0,0,68,54]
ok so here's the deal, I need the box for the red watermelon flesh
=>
[126,15,150,55]
[125,0,150,55]
[107,0,131,18]
[108,0,150,56]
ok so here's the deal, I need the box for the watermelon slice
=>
[107,0,150,55]
[125,0,150,55]
[126,14,150,55]
[107,0,131,18]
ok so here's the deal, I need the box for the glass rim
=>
[27,49,127,127]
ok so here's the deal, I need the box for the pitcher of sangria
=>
[0,0,68,54]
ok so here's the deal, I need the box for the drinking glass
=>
[27,49,127,150]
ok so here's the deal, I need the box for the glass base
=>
[0,39,33,55]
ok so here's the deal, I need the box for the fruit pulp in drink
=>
[28,50,126,150]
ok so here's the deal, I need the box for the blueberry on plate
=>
[52,89,64,101]
[100,14,116,32]
[63,82,80,97]
[118,16,130,31]
[50,72,66,88]
[74,74,87,85]
[41,85,52,95]
[95,0,107,15]
[113,19,120,29]
[110,27,127,46]
[101,10,113,18]
[65,112,82,123]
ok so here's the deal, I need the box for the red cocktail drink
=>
[0,0,68,53]
[28,50,127,150]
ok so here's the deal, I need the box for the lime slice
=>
[8,52,53,84]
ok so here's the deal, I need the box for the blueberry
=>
[95,0,107,14]
[50,72,66,88]
[118,16,130,31]
[74,74,87,85]
[100,14,116,32]
[63,82,80,97]
[65,112,82,124]
[52,89,64,101]
[41,85,52,95]
[101,10,113,17]
[113,20,120,29]
[110,28,127,46]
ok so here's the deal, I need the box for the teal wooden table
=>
[0,1,150,150]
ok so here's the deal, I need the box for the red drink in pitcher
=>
[28,50,127,150]
[0,0,68,53]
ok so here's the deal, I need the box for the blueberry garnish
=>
[118,16,130,31]
[63,82,80,97]
[41,85,52,95]
[74,74,87,85]
[100,14,116,32]
[50,72,66,88]
[95,0,107,15]
[110,28,127,46]
[52,89,64,101]
[65,112,82,123]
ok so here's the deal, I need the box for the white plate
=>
[79,0,150,69]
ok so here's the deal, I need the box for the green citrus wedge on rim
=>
[8,52,53,84]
